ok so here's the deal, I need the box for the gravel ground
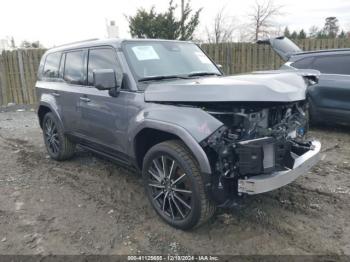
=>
[0,107,349,255]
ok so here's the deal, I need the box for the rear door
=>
[257,36,302,61]
[38,51,64,113]
[60,49,88,134]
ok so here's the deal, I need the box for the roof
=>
[46,38,193,54]
[293,48,350,57]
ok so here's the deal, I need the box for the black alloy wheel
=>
[146,155,193,221]
[142,140,215,229]
[42,112,75,161]
[44,117,60,156]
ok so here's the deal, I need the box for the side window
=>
[311,55,350,75]
[291,57,314,69]
[43,52,62,79]
[87,48,120,86]
[58,53,65,78]
[64,50,86,85]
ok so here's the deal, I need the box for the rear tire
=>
[142,140,216,230]
[42,112,75,161]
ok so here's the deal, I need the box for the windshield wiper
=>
[138,75,189,82]
[138,72,221,82]
[187,72,222,77]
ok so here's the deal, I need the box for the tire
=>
[42,112,75,161]
[142,140,216,230]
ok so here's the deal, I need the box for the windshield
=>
[123,41,221,81]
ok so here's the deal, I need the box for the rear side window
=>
[43,52,61,78]
[87,48,119,85]
[311,55,350,75]
[291,57,314,69]
[64,51,86,85]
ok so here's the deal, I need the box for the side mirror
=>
[93,69,117,90]
[216,64,223,69]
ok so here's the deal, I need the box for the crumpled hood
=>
[144,71,310,103]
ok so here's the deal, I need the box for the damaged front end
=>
[200,101,321,206]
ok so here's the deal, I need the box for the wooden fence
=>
[0,49,45,106]
[1,38,350,106]
[201,38,350,75]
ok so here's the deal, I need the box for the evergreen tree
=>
[127,0,202,40]
[338,30,346,38]
[323,17,339,38]
[298,29,306,39]
[290,31,298,39]
[284,27,291,38]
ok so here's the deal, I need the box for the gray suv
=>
[36,39,321,229]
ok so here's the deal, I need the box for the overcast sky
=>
[0,0,349,47]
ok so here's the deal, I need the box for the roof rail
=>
[53,38,99,48]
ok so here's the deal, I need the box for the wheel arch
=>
[37,102,63,129]
[38,105,51,128]
[131,121,212,175]
[134,128,179,170]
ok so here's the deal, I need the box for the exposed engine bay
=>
[144,70,321,206]
[199,101,314,205]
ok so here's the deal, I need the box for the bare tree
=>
[205,7,237,43]
[248,0,282,41]
[308,26,319,38]
[236,23,251,42]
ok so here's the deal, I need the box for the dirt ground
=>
[0,107,349,256]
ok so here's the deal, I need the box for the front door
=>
[76,47,129,159]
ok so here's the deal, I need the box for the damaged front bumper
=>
[237,140,321,195]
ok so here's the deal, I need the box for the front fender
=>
[135,105,223,141]
[128,105,224,174]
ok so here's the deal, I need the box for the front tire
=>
[42,112,76,161]
[142,140,216,230]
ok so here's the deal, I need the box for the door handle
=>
[79,97,91,102]
[52,92,60,97]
